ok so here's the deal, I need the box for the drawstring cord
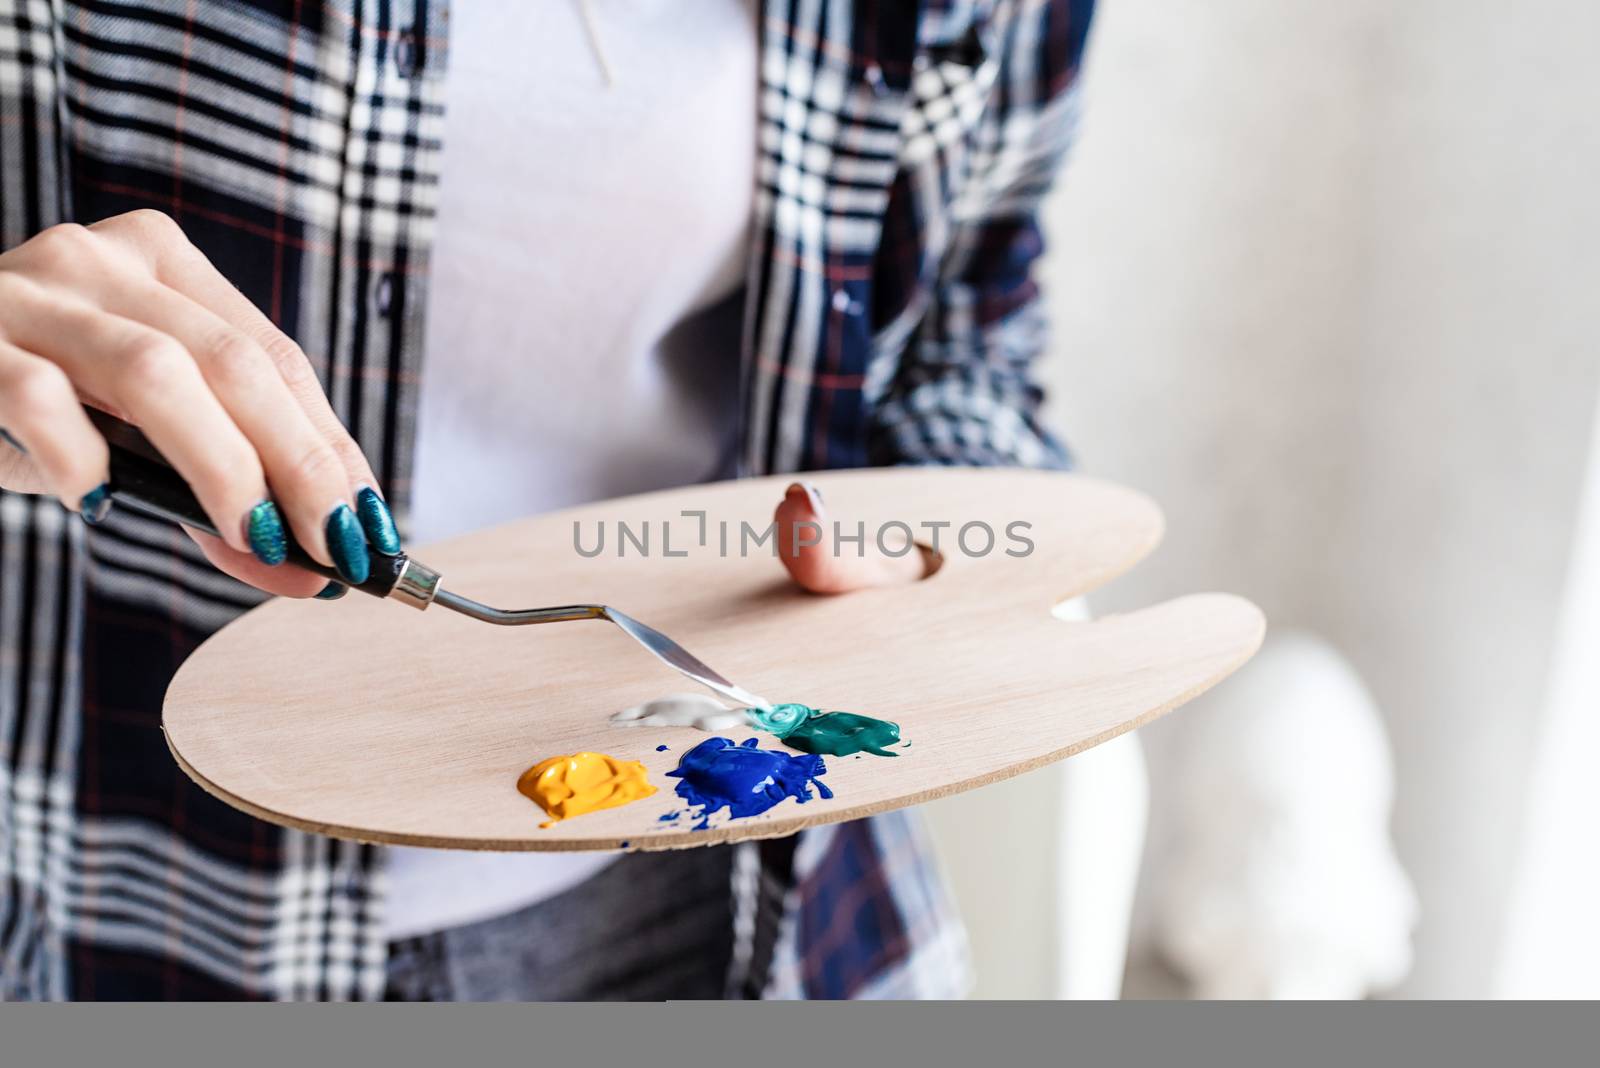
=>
[577,0,615,86]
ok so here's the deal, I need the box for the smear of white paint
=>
[611,693,754,732]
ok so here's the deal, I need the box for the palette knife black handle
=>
[83,408,439,606]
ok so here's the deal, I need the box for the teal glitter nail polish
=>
[354,485,401,556]
[245,500,288,566]
[314,581,347,600]
[79,483,112,525]
[325,503,370,585]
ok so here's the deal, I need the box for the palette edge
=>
[164,592,1265,853]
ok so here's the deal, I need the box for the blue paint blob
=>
[655,744,669,752]
[667,737,831,827]
[658,811,680,823]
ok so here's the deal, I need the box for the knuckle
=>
[0,360,73,419]
[283,439,343,490]
[263,333,321,389]
[28,222,98,271]
[0,269,38,304]
[329,432,369,475]
[115,332,189,399]
[38,221,91,245]
[193,442,260,500]
[115,209,186,245]
[198,326,265,390]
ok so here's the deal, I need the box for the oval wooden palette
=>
[164,469,1264,851]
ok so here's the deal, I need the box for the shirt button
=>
[395,28,419,77]
[375,273,395,315]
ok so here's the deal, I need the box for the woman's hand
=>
[774,481,928,594]
[0,210,398,598]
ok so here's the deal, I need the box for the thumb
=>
[774,480,926,594]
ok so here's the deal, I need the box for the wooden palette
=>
[164,469,1264,851]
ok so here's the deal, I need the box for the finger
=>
[184,527,330,598]
[104,282,374,575]
[94,211,395,550]
[775,481,925,594]
[1,286,268,554]
[0,339,111,513]
[0,430,49,495]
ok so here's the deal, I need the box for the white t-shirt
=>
[386,0,756,941]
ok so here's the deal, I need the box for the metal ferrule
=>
[388,557,442,610]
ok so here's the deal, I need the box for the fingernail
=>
[325,503,370,585]
[245,500,288,566]
[354,485,401,556]
[314,581,348,600]
[787,480,825,515]
[79,483,112,525]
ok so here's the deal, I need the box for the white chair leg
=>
[1054,718,1150,999]
[922,599,1152,998]
[1047,597,1151,999]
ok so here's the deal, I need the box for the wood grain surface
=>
[163,468,1265,851]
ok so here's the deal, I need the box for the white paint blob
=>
[611,693,754,732]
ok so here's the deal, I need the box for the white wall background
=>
[1036,0,1600,996]
[1496,395,1600,997]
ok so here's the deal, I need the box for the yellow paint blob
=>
[517,752,657,828]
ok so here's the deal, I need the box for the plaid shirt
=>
[0,0,1092,999]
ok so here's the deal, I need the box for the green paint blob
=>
[747,702,812,738]
[745,702,905,758]
[782,711,902,758]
